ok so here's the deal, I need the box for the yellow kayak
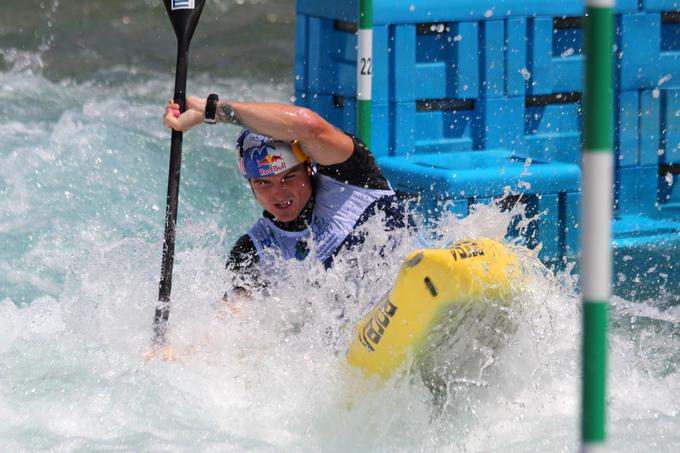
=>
[346,238,523,378]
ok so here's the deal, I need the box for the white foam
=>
[1,70,679,450]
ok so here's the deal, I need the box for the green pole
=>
[581,0,614,450]
[357,0,373,146]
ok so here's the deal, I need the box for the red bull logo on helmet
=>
[257,153,287,176]
[237,129,307,179]
[258,154,284,166]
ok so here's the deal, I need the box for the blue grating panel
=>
[564,191,581,259]
[638,88,680,167]
[642,1,680,12]
[617,166,660,216]
[378,150,581,197]
[526,17,584,96]
[619,12,680,91]
[537,193,561,261]
[662,87,680,165]
[616,91,640,167]
[523,97,582,164]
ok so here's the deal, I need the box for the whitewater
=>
[1,1,679,451]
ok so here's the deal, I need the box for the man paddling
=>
[163,95,408,290]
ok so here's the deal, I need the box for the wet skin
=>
[250,164,312,222]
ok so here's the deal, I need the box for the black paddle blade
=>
[164,0,207,46]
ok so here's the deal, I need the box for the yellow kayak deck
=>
[346,238,522,378]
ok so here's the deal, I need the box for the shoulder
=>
[315,133,391,190]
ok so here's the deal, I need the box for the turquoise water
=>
[1,1,679,451]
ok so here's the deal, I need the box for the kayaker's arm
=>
[218,236,258,314]
[163,96,354,166]
[225,234,262,285]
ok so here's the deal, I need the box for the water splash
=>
[1,50,679,452]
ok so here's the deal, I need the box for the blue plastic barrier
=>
[612,215,680,299]
[643,0,680,11]
[377,150,581,261]
[296,1,641,101]
[618,12,680,91]
[617,166,661,216]
[299,89,583,165]
[615,91,661,167]
[659,169,680,213]
[297,0,639,23]
[294,15,358,98]
[526,16,583,95]
[614,87,680,215]
[660,87,680,166]
[294,0,680,280]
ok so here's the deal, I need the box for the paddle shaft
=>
[154,41,190,344]
[153,0,207,345]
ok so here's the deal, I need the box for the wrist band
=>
[204,93,219,124]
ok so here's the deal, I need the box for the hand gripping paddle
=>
[154,0,207,346]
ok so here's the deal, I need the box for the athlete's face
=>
[250,164,312,222]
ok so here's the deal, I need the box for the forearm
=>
[171,96,324,138]
[170,95,354,165]
[216,101,321,142]
[218,100,353,165]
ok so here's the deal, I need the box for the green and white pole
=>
[356,0,373,146]
[581,0,614,450]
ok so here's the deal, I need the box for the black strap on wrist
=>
[204,93,219,124]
